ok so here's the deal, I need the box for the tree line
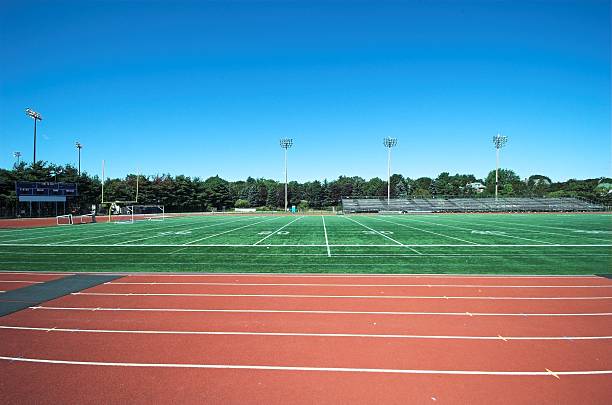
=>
[0,161,610,217]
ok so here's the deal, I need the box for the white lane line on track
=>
[344,216,422,254]
[0,270,606,278]
[183,217,281,245]
[71,292,612,300]
[0,280,42,283]
[2,325,611,341]
[372,217,479,245]
[106,281,612,288]
[253,217,303,245]
[1,356,610,376]
[322,216,331,257]
[31,306,612,317]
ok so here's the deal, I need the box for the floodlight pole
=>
[383,137,398,206]
[75,141,83,175]
[279,138,293,211]
[25,108,43,164]
[492,133,508,201]
[13,151,22,165]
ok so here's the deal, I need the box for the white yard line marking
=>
[372,217,478,244]
[32,306,612,316]
[253,217,303,245]
[322,216,331,257]
[113,217,251,245]
[183,217,281,245]
[107,281,612,288]
[0,356,610,376]
[397,217,556,245]
[72,292,612,300]
[1,325,611,341]
[344,216,422,254]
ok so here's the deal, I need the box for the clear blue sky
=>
[1,0,610,182]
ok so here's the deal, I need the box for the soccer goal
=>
[56,214,73,226]
[77,213,96,224]
[132,205,165,221]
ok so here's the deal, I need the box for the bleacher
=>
[341,197,605,213]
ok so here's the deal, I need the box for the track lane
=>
[1,329,611,372]
[3,307,612,337]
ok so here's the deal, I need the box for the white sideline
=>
[30,306,612,317]
[2,325,611,340]
[1,356,611,376]
[72,292,612,300]
[2,243,610,247]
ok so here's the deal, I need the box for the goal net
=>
[77,213,96,224]
[56,214,73,226]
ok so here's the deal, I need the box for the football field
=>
[0,213,610,274]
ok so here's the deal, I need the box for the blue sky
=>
[1,0,610,182]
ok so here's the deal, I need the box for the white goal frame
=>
[56,214,73,226]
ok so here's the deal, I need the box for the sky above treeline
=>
[0,0,610,182]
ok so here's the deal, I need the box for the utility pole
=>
[279,138,293,211]
[383,137,398,206]
[25,108,43,164]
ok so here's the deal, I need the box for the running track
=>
[1,271,611,404]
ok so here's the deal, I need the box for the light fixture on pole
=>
[13,151,22,165]
[383,137,398,206]
[279,138,293,211]
[75,141,83,175]
[25,108,43,164]
[492,133,508,201]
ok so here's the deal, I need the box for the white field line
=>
[372,216,478,245]
[107,281,612,288]
[252,217,303,245]
[0,290,5,293]
[113,216,251,245]
[1,356,611,376]
[322,216,331,257]
[461,218,612,243]
[1,325,611,341]
[1,243,611,248]
[0,280,41,284]
[476,218,612,235]
[32,306,612,316]
[397,216,555,245]
[72,292,612,300]
[344,216,422,254]
[183,217,281,245]
[0,270,605,278]
[45,217,232,245]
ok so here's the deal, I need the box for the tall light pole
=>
[75,141,83,175]
[492,133,508,201]
[383,137,397,206]
[279,138,293,211]
[25,108,43,164]
[13,151,22,165]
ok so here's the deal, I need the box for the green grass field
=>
[0,213,610,274]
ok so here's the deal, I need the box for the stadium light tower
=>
[279,138,293,211]
[492,133,508,201]
[75,141,83,175]
[383,137,398,206]
[13,151,22,165]
[25,108,43,164]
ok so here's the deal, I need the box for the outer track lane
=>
[46,294,612,313]
[2,363,611,405]
[3,308,612,337]
[115,274,612,286]
[1,329,610,371]
[89,283,612,297]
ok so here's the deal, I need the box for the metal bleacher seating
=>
[341,197,605,213]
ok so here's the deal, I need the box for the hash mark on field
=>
[345,216,422,254]
[253,217,303,245]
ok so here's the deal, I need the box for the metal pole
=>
[284,148,288,211]
[495,147,500,201]
[387,146,391,206]
[78,148,81,175]
[33,118,37,164]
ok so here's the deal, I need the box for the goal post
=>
[56,214,73,226]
